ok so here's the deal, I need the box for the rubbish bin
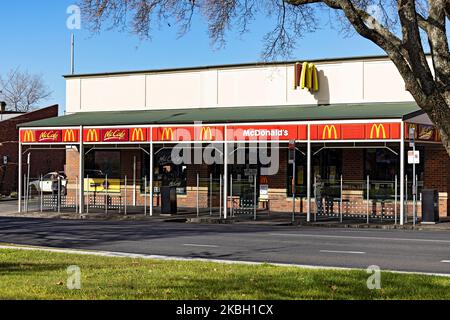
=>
[161,186,177,214]
[422,189,439,224]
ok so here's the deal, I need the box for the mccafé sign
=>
[309,123,401,140]
[101,129,129,142]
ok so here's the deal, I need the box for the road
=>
[0,217,450,275]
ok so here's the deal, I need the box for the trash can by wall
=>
[422,189,439,224]
[161,186,177,214]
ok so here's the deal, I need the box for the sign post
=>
[408,127,418,226]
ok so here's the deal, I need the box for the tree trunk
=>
[417,93,450,157]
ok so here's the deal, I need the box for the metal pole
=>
[133,156,136,206]
[105,175,108,215]
[70,33,75,75]
[413,174,418,226]
[405,175,408,223]
[219,174,222,219]
[223,138,228,219]
[40,175,43,213]
[79,128,85,214]
[366,175,370,224]
[75,177,78,214]
[254,174,257,221]
[149,141,154,217]
[124,175,128,216]
[340,175,343,223]
[57,175,61,213]
[26,153,31,213]
[306,134,312,222]
[23,175,27,213]
[399,123,405,225]
[292,161,296,223]
[230,174,233,217]
[18,142,22,213]
[210,173,213,216]
[144,176,147,216]
[86,174,89,214]
[196,173,200,217]
[394,175,398,225]
[314,175,317,222]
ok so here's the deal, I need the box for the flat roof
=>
[64,54,411,79]
[19,102,421,128]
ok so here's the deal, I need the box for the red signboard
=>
[227,125,306,141]
[62,129,80,143]
[310,123,401,141]
[405,123,440,142]
[101,128,129,142]
[152,127,195,142]
[129,128,148,142]
[83,129,101,142]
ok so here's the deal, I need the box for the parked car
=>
[29,172,68,195]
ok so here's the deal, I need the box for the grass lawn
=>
[0,248,449,300]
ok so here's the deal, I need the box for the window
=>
[85,150,121,179]
[287,149,307,197]
[364,149,399,181]
[141,150,187,195]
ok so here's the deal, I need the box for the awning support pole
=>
[223,128,228,220]
[306,125,312,222]
[18,141,22,213]
[150,140,154,216]
[400,122,405,226]
[79,126,85,214]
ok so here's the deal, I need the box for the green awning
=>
[19,102,421,128]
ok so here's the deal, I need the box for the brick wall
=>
[0,105,65,195]
[423,145,450,216]
[342,149,364,180]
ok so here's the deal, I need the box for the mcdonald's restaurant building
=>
[17,55,450,223]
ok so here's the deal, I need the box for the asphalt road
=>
[1,217,450,275]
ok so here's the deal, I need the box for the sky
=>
[0,1,385,114]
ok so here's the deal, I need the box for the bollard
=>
[40,175,43,213]
[144,176,148,216]
[254,175,257,221]
[394,175,398,225]
[75,177,78,214]
[219,175,222,219]
[210,173,213,216]
[86,175,90,214]
[58,175,61,213]
[196,173,200,217]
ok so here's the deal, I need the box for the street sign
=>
[288,140,295,164]
[408,150,420,164]
[409,127,415,147]
[2,156,7,165]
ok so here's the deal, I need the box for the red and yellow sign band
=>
[310,123,400,140]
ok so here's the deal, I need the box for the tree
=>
[79,0,450,156]
[0,68,52,112]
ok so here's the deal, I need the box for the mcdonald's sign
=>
[161,128,174,141]
[130,128,147,142]
[21,130,36,143]
[321,125,339,140]
[369,124,387,139]
[62,129,79,142]
[199,127,213,141]
[83,129,100,142]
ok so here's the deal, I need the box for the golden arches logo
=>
[370,124,387,139]
[63,129,77,142]
[85,129,99,142]
[131,128,145,141]
[322,125,338,140]
[22,130,35,143]
[161,128,174,141]
[200,127,213,141]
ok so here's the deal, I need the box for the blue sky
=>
[0,1,385,114]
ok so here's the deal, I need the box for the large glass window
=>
[85,150,121,178]
[141,150,187,195]
[287,149,307,197]
[364,149,400,181]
